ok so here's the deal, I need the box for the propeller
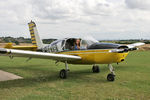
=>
[109,42,145,53]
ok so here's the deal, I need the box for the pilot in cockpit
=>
[74,39,80,50]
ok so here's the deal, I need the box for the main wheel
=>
[59,69,67,79]
[92,65,100,73]
[107,73,115,81]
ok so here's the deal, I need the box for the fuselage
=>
[41,38,129,64]
[59,49,128,64]
[4,38,129,64]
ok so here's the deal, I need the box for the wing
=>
[110,42,145,53]
[0,48,81,62]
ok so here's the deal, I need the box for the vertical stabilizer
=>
[28,21,43,49]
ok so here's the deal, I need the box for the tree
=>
[15,41,20,45]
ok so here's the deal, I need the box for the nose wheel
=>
[107,64,115,81]
[107,73,115,81]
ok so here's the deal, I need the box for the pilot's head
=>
[75,39,80,45]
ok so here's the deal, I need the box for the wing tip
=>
[0,48,7,54]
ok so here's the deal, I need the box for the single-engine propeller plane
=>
[0,21,145,81]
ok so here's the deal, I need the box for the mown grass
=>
[0,51,150,100]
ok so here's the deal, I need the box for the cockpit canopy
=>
[43,38,97,52]
[43,38,128,53]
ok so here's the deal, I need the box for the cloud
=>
[0,0,150,40]
[30,0,119,24]
[125,0,150,10]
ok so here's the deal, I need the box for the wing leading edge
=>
[0,48,81,62]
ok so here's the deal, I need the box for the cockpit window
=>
[51,40,62,46]
[80,40,88,49]
[47,38,98,52]
[64,38,75,51]
[47,39,65,52]
[63,38,87,51]
[61,40,65,47]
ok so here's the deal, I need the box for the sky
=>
[0,0,150,40]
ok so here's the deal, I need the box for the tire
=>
[92,65,100,73]
[107,73,115,81]
[59,69,67,79]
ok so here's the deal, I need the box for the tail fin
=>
[28,21,43,49]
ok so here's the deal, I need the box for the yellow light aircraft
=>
[0,21,145,81]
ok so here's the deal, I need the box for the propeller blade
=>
[127,42,145,48]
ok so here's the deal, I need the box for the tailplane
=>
[28,21,44,49]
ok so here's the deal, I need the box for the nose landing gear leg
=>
[107,64,115,81]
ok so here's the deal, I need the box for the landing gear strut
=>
[107,64,115,81]
[92,65,100,73]
[59,61,69,79]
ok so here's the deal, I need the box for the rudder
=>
[28,21,44,49]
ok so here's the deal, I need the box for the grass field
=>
[0,51,150,100]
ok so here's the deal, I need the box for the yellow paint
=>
[4,43,37,51]
[4,43,13,49]
[29,28,33,30]
[29,23,34,27]
[28,22,37,46]
[59,49,128,64]
[31,38,35,40]
[32,41,36,43]
[30,30,34,33]
[10,46,37,51]
[31,34,35,36]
